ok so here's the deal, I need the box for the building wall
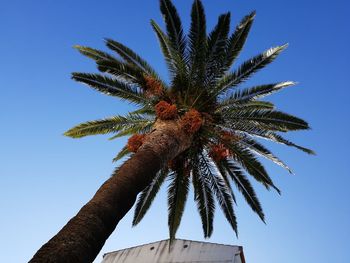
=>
[101,239,244,263]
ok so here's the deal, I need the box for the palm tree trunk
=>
[29,120,191,263]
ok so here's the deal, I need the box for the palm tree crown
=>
[65,0,313,241]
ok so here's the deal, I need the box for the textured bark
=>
[29,120,191,263]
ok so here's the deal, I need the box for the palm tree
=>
[30,0,313,262]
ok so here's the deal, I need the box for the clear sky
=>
[0,0,349,262]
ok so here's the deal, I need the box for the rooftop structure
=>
[101,239,245,263]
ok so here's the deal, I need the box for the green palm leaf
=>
[192,159,215,238]
[188,0,207,88]
[158,0,188,89]
[97,59,145,85]
[266,132,315,154]
[71,73,147,105]
[214,160,237,204]
[224,142,280,193]
[129,106,156,115]
[74,45,116,61]
[112,146,130,163]
[223,11,256,70]
[226,123,314,154]
[223,108,310,132]
[150,19,175,71]
[230,81,295,102]
[200,153,238,235]
[64,117,126,138]
[108,121,154,140]
[160,0,186,59]
[222,159,265,221]
[238,136,292,173]
[167,170,190,242]
[64,114,151,138]
[191,12,231,109]
[133,169,169,226]
[218,100,275,111]
[215,44,288,94]
[206,13,231,85]
[104,38,160,79]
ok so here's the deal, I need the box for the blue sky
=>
[0,0,349,262]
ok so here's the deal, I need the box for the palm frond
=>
[74,45,116,61]
[111,155,134,176]
[97,59,145,85]
[112,146,130,163]
[104,38,160,79]
[133,169,169,225]
[71,73,147,105]
[214,159,237,204]
[229,81,295,102]
[192,159,215,238]
[238,136,292,173]
[265,132,315,154]
[200,153,237,235]
[167,170,190,242]
[64,114,151,138]
[223,108,310,132]
[129,105,156,115]
[157,0,188,90]
[223,11,256,71]
[225,123,315,154]
[188,0,207,88]
[221,159,265,221]
[190,13,231,109]
[224,142,280,193]
[150,19,174,70]
[108,120,154,140]
[215,44,288,95]
[160,0,186,59]
[218,100,275,111]
[205,13,231,86]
